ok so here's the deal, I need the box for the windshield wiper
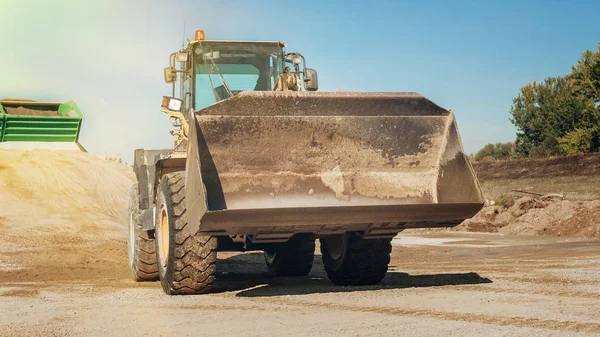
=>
[207,54,234,100]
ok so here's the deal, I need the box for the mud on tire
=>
[321,232,392,286]
[155,172,217,295]
[264,234,315,277]
[127,184,159,281]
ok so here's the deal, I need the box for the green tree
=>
[561,43,600,155]
[557,126,600,155]
[473,142,517,161]
[570,43,600,104]
[509,76,592,156]
[506,43,600,157]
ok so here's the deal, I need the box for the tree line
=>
[473,43,600,161]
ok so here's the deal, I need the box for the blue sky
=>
[1,0,599,163]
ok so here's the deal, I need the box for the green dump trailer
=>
[0,100,83,144]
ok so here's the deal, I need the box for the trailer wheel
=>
[155,172,217,295]
[321,232,392,286]
[264,234,315,277]
[127,184,159,281]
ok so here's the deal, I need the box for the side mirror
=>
[303,68,318,91]
[289,54,303,65]
[164,66,177,83]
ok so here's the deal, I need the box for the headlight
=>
[175,52,187,63]
[168,99,182,111]
[161,96,183,112]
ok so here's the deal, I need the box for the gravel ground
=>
[1,230,599,337]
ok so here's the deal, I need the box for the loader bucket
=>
[0,100,83,143]
[185,92,483,237]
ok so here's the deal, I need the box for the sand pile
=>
[0,149,134,238]
[3,106,62,117]
[457,195,600,238]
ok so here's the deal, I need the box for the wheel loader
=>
[128,30,484,295]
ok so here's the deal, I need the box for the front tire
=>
[155,172,217,295]
[321,232,392,286]
[127,184,158,281]
[264,234,315,277]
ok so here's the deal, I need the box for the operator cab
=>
[193,41,285,108]
[163,30,318,113]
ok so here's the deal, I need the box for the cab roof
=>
[187,40,286,49]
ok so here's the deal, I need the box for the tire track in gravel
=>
[447,284,600,299]
[236,296,600,333]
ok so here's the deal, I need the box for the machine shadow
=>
[212,252,492,297]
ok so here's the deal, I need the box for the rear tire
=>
[321,232,392,286]
[127,184,158,281]
[264,234,315,276]
[155,172,217,295]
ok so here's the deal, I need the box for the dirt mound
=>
[465,154,600,236]
[0,149,135,291]
[457,196,600,238]
[0,149,134,237]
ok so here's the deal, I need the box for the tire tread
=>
[321,233,392,286]
[157,172,217,295]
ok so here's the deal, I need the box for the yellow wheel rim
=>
[159,206,169,266]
